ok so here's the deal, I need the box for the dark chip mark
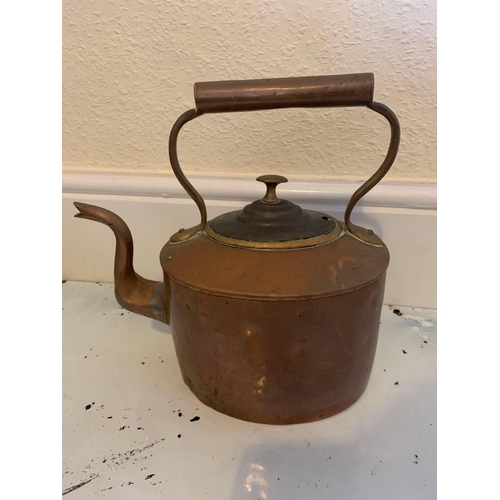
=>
[62,280,67,284]
[145,474,155,480]
[190,416,200,422]
[119,426,129,431]
[415,454,418,458]
[85,404,91,410]
[137,427,144,430]
[62,475,98,495]
[107,416,112,419]
[177,434,181,438]
[121,313,124,316]
[128,482,134,485]
[393,309,403,316]
[394,381,399,385]
[424,340,428,344]
[142,362,145,365]
[402,350,407,354]
[178,412,182,417]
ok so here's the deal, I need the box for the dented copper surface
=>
[169,276,386,425]
[73,73,400,424]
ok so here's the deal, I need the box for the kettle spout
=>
[73,202,168,324]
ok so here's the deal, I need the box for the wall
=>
[63,0,436,182]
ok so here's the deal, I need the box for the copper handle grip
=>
[194,73,374,113]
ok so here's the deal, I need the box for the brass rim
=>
[205,220,343,250]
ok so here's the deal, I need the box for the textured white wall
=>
[63,0,436,182]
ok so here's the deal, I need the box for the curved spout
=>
[73,202,168,324]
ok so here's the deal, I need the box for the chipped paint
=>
[401,314,434,328]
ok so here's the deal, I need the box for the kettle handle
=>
[194,74,374,112]
[169,74,400,244]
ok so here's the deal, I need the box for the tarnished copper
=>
[160,232,388,301]
[169,275,386,424]
[74,73,401,425]
[73,202,165,322]
[194,73,375,112]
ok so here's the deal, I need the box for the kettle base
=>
[183,374,370,425]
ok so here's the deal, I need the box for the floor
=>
[62,281,436,499]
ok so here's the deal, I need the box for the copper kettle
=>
[74,73,400,425]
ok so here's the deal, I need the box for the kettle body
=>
[74,73,400,424]
[161,232,388,424]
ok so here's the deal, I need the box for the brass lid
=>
[207,175,341,249]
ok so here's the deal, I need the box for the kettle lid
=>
[206,175,341,249]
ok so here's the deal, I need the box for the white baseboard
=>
[63,172,436,210]
[62,173,436,309]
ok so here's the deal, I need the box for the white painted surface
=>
[62,173,436,308]
[62,282,436,499]
[63,0,436,182]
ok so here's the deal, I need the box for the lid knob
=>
[256,174,288,204]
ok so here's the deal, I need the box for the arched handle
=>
[344,101,400,244]
[168,74,400,244]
